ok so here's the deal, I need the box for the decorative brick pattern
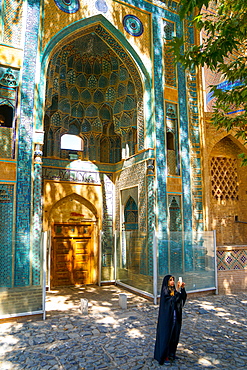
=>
[164,20,176,87]
[2,0,24,47]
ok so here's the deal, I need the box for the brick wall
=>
[0,286,43,317]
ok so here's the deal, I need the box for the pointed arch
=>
[124,196,138,230]
[38,14,152,149]
[49,193,98,223]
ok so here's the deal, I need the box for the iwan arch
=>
[40,15,153,289]
[0,0,246,319]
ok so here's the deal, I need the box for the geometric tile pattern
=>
[217,249,247,270]
[100,173,114,272]
[147,174,155,275]
[14,0,41,287]
[115,161,147,233]
[44,32,137,162]
[0,184,14,287]
[32,161,42,285]
[115,160,151,275]
[153,11,184,275]
[95,25,145,151]
[183,18,204,232]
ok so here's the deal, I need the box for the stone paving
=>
[0,286,247,370]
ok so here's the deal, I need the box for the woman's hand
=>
[177,281,185,289]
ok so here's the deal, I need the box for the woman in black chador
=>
[154,275,187,365]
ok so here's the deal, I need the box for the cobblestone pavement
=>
[0,286,247,370]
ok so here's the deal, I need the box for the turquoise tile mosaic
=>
[0,184,14,287]
[101,173,114,269]
[0,0,205,292]
[32,160,42,285]
[14,0,41,287]
[217,249,247,271]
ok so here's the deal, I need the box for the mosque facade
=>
[0,0,246,318]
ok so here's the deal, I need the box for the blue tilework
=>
[14,0,41,287]
[36,1,202,284]
[147,175,155,275]
[0,184,14,287]
[32,162,42,285]
[185,22,204,232]
[54,0,80,13]
[100,173,114,270]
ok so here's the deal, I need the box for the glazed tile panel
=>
[0,185,14,287]
[217,249,247,270]
[15,0,41,287]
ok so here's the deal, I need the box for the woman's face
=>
[168,276,175,287]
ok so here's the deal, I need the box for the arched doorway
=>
[209,135,247,245]
[45,192,99,288]
[41,20,147,286]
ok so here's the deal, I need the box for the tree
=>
[171,0,247,164]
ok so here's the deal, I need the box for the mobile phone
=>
[179,277,182,283]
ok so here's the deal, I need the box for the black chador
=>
[154,275,187,365]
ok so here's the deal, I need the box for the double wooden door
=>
[51,223,94,287]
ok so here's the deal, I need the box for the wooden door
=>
[51,223,94,287]
[52,239,73,286]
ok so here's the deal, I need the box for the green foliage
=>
[171,0,247,162]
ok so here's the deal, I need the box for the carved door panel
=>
[73,238,91,285]
[52,239,73,287]
[51,223,94,287]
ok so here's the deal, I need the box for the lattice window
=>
[211,157,239,200]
